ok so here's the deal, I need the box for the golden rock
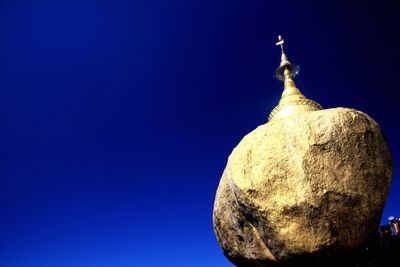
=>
[213,37,393,266]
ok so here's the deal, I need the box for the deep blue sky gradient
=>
[1,1,399,266]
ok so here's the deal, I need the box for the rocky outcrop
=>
[213,108,392,266]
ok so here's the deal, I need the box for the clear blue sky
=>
[0,1,399,266]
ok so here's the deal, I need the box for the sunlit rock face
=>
[213,108,392,266]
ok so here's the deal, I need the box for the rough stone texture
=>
[213,108,392,266]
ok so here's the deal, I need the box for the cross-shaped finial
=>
[275,35,284,53]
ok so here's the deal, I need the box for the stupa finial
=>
[274,35,299,81]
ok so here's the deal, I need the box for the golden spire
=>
[268,35,322,122]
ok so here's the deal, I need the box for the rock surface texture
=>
[213,108,392,266]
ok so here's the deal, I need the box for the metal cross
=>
[275,35,285,53]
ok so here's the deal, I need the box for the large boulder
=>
[213,108,392,266]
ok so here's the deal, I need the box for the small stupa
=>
[268,35,322,121]
[213,36,393,266]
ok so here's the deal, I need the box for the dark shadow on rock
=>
[230,235,400,267]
